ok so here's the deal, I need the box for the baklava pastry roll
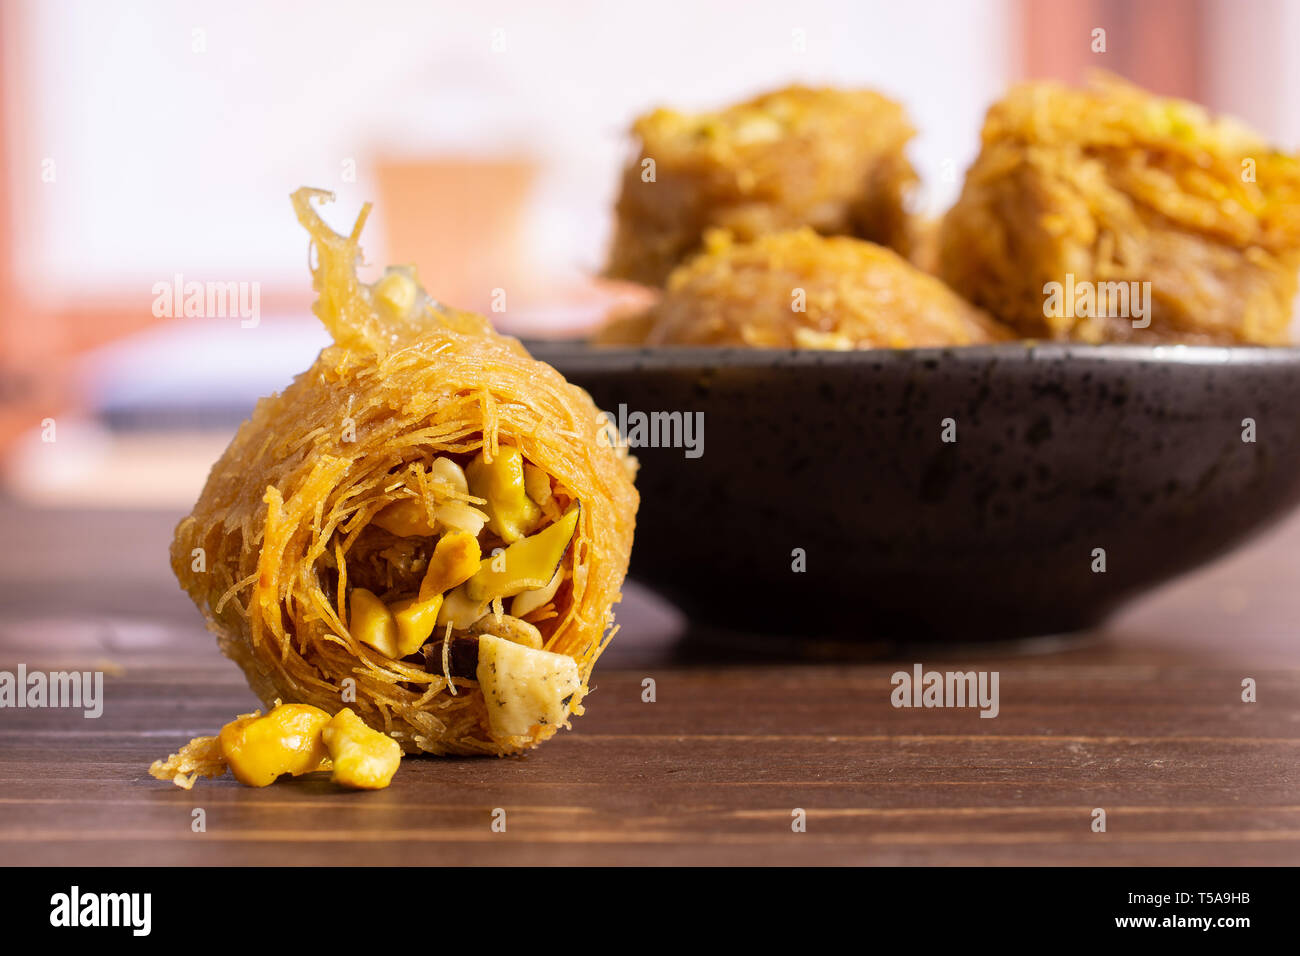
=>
[938,74,1300,344]
[169,188,638,758]
[606,84,917,286]
[619,228,1012,349]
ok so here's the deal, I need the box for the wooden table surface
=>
[2,497,1297,866]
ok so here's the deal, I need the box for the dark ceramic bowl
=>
[528,341,1300,642]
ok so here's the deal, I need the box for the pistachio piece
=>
[349,587,400,657]
[522,461,553,507]
[464,505,579,604]
[418,531,481,601]
[389,593,444,656]
[466,446,541,543]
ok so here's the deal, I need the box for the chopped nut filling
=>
[323,445,583,741]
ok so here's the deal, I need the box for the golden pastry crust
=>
[171,189,638,757]
[618,228,1012,349]
[606,85,917,286]
[938,74,1300,344]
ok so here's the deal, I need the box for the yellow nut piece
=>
[466,504,580,604]
[389,593,444,656]
[322,707,402,790]
[349,587,399,657]
[522,461,552,506]
[466,446,541,543]
[418,531,482,601]
[218,703,332,788]
[373,268,417,319]
[372,498,437,537]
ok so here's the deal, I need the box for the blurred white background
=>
[8,0,1016,309]
[3,0,1299,506]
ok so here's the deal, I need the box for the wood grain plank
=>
[2,502,1299,865]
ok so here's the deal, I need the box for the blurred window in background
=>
[0,0,1297,506]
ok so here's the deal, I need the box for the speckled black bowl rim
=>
[527,338,1300,641]
[525,340,1300,372]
